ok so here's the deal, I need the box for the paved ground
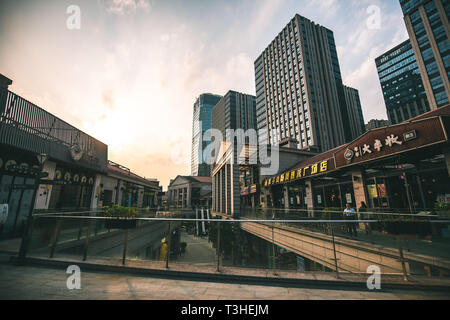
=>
[176,231,216,265]
[0,255,449,300]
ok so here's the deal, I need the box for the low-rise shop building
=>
[262,104,450,213]
[167,176,212,208]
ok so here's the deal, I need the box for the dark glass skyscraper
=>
[375,39,430,124]
[212,91,257,139]
[254,14,352,153]
[343,85,366,138]
[191,93,222,177]
[400,0,450,109]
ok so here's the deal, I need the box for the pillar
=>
[283,186,290,209]
[352,169,368,210]
[305,180,314,216]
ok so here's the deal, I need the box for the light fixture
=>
[36,153,48,165]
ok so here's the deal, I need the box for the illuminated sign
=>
[264,160,330,187]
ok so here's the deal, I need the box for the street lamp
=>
[17,153,48,264]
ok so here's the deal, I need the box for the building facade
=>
[262,104,450,212]
[191,93,223,177]
[211,91,257,139]
[254,14,352,153]
[0,75,160,238]
[167,176,212,208]
[376,40,430,124]
[400,0,450,109]
[98,161,160,209]
[343,85,366,139]
[0,80,108,238]
[366,119,391,131]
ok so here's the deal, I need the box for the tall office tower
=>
[375,40,430,124]
[211,90,257,139]
[400,0,450,109]
[343,86,366,139]
[191,93,222,177]
[254,14,352,153]
[366,119,391,131]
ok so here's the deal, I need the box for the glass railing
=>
[17,209,450,286]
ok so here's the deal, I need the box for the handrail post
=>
[330,223,339,279]
[165,221,171,269]
[216,220,221,272]
[122,229,129,266]
[397,236,409,281]
[49,218,62,258]
[17,215,35,264]
[82,220,92,261]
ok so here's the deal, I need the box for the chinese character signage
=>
[263,159,332,187]
[335,117,447,168]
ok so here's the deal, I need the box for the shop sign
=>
[336,117,447,168]
[343,133,406,163]
[346,193,352,204]
[249,184,258,194]
[264,160,330,187]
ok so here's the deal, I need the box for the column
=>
[283,186,290,209]
[90,174,102,210]
[352,169,368,209]
[305,180,314,212]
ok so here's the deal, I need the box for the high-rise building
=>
[211,90,257,140]
[375,40,430,124]
[400,0,450,109]
[366,119,391,131]
[343,85,366,139]
[191,93,222,177]
[254,14,352,153]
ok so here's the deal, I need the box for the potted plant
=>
[103,205,138,229]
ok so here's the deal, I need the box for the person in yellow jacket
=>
[159,238,168,261]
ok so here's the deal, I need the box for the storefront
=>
[0,87,108,238]
[262,105,450,213]
[240,166,260,209]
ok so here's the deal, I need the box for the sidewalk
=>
[0,254,449,300]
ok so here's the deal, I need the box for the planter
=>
[104,218,137,230]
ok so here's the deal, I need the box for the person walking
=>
[358,201,372,235]
[343,204,357,237]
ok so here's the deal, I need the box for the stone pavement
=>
[0,254,449,300]
[176,231,216,265]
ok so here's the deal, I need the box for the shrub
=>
[102,205,138,218]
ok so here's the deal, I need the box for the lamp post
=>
[17,153,48,264]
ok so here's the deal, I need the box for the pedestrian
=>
[343,203,357,237]
[358,201,372,235]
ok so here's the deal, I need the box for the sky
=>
[0,0,409,189]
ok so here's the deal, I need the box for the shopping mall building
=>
[0,74,159,238]
[262,104,450,213]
